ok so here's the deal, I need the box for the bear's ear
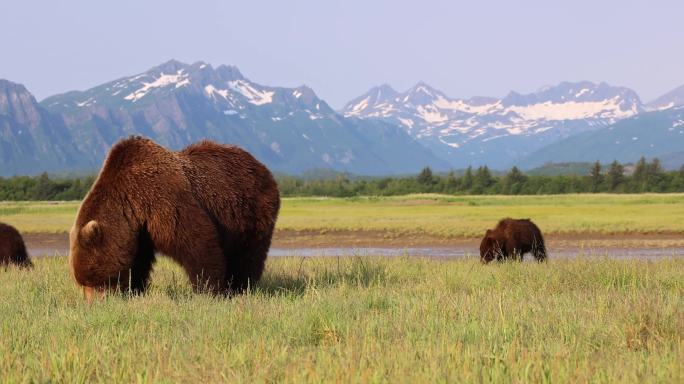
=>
[80,220,102,246]
[486,229,492,236]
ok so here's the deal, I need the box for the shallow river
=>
[29,245,684,260]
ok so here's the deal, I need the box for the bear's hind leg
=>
[226,233,271,294]
[532,238,547,262]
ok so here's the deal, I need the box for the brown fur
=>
[479,218,547,264]
[0,222,33,269]
[69,136,280,296]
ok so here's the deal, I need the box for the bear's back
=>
[0,222,21,246]
[500,218,542,244]
[179,141,280,233]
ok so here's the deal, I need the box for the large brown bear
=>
[479,218,546,263]
[0,222,33,268]
[69,136,280,300]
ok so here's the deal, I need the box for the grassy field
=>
[1,256,682,382]
[2,194,684,237]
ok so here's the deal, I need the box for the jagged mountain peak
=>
[151,58,188,73]
[408,81,440,93]
[402,82,448,105]
[0,79,30,93]
[375,83,398,92]
[0,80,89,176]
[147,60,244,81]
[502,81,642,107]
[343,81,450,119]
[41,60,270,109]
[368,84,400,101]
[290,85,317,100]
[0,79,38,109]
[215,64,245,81]
[0,79,42,126]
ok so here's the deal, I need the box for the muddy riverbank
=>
[23,230,684,260]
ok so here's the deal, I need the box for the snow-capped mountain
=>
[45,60,333,119]
[517,106,684,168]
[647,84,684,111]
[8,60,447,176]
[4,60,684,176]
[343,81,644,168]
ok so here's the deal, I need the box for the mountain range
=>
[343,81,647,169]
[1,59,684,177]
[2,60,446,177]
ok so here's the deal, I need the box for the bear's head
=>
[69,213,139,302]
[479,229,504,264]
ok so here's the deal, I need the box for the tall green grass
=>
[2,194,684,237]
[1,256,682,382]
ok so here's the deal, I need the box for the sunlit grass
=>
[279,194,684,237]
[1,255,682,382]
[0,201,78,233]
[2,194,684,237]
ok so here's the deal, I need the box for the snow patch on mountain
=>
[346,96,370,116]
[506,97,637,121]
[398,118,414,130]
[657,102,675,111]
[438,137,460,148]
[227,80,274,105]
[124,70,190,102]
[416,105,448,123]
[575,88,591,97]
[432,96,501,115]
[204,84,230,100]
[76,98,95,107]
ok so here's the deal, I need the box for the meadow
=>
[1,256,682,382]
[2,193,684,237]
[1,194,683,382]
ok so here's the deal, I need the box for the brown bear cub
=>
[69,136,280,300]
[0,222,33,269]
[480,218,546,263]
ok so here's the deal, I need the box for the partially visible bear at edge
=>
[69,136,280,301]
[479,218,547,263]
[0,222,33,269]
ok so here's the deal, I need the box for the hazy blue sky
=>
[1,0,682,107]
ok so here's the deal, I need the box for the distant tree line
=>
[1,157,684,201]
[0,173,95,201]
[279,157,684,197]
